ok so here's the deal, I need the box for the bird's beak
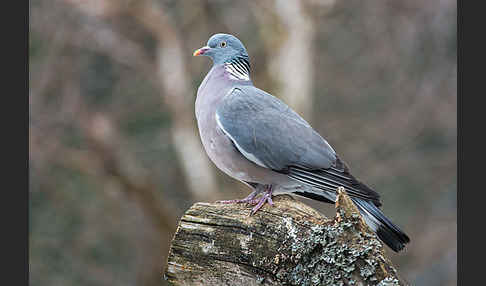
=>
[193,46,210,56]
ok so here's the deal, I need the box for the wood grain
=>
[165,188,407,285]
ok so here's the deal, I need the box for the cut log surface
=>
[165,188,408,286]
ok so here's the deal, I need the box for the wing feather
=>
[215,86,336,171]
[216,85,381,205]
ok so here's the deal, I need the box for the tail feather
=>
[292,188,410,252]
[352,197,410,252]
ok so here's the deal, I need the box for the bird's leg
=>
[250,185,274,216]
[215,190,259,204]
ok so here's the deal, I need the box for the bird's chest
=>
[194,66,268,183]
[195,78,241,175]
[196,105,240,176]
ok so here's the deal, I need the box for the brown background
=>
[29,0,457,285]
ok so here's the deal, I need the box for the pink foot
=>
[250,186,274,216]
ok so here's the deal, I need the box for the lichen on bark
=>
[165,187,408,285]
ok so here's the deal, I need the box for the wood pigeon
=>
[193,33,410,252]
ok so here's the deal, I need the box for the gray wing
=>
[215,85,336,171]
[216,86,382,204]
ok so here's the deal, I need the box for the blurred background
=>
[29,0,456,285]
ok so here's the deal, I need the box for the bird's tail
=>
[351,197,410,252]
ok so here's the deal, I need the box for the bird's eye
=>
[220,41,227,48]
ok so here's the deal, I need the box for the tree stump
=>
[164,187,408,285]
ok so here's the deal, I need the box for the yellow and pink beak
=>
[193,46,211,56]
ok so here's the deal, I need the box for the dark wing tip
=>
[333,156,382,206]
[377,225,411,252]
[287,156,382,206]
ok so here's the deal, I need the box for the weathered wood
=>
[165,187,408,285]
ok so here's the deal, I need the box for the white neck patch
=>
[224,58,250,81]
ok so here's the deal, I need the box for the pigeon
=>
[193,33,410,252]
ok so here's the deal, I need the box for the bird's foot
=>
[249,186,274,216]
[215,185,275,215]
[215,190,258,205]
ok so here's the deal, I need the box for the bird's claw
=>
[216,186,274,216]
[249,187,274,216]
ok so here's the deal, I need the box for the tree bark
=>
[165,187,408,286]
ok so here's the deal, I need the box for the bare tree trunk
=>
[63,0,220,202]
[165,188,408,286]
[270,0,315,118]
[131,1,220,201]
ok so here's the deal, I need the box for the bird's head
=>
[193,33,249,65]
